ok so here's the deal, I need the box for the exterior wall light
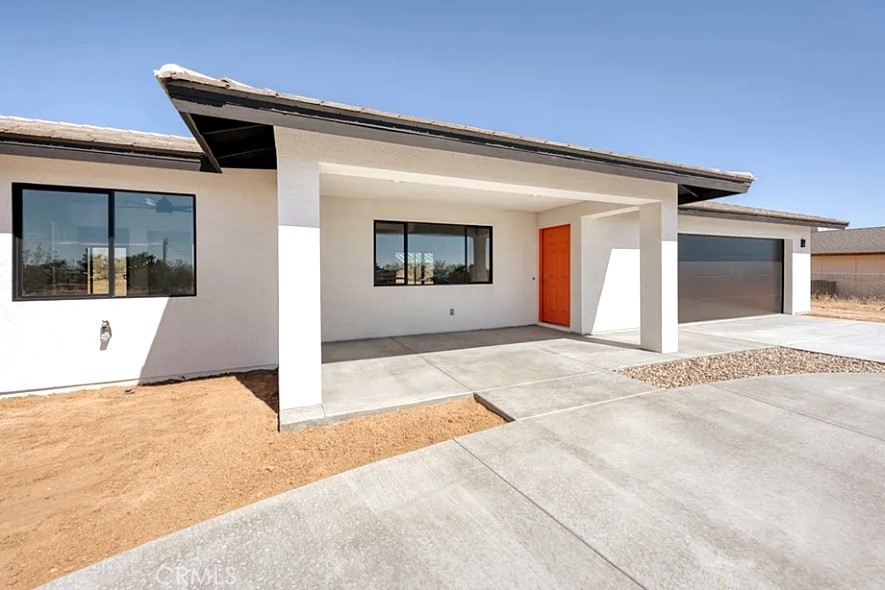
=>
[100,320,112,350]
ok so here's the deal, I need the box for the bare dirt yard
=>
[0,371,503,589]
[811,295,885,323]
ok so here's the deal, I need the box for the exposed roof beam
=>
[200,123,267,137]
[216,146,276,160]
[177,111,222,173]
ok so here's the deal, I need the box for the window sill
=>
[13,293,197,302]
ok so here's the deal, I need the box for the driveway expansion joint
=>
[712,380,885,444]
[453,438,650,590]
[517,387,666,422]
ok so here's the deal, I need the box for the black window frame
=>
[12,183,197,301]
[373,220,493,287]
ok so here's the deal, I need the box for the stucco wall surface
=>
[0,155,279,394]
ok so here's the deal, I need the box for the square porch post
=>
[639,198,679,353]
[275,137,323,423]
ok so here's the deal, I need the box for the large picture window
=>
[374,220,492,286]
[13,184,196,300]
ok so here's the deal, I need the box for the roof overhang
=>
[0,126,208,172]
[0,137,207,171]
[156,67,754,202]
[679,203,849,229]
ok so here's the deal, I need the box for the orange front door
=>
[539,224,570,326]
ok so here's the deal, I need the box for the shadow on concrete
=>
[322,325,588,363]
[582,336,643,351]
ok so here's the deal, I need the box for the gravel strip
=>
[618,346,885,389]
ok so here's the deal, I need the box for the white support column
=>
[639,199,679,353]
[784,235,811,314]
[275,130,323,424]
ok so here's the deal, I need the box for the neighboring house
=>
[0,65,847,427]
[812,227,885,298]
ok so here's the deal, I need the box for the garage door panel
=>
[679,274,734,299]
[680,260,782,281]
[731,261,784,278]
[680,274,781,301]
[681,261,730,277]
[684,294,782,312]
[679,234,784,323]
[680,295,782,323]
[680,300,756,323]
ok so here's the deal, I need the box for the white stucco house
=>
[0,65,847,427]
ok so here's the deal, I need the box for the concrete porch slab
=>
[321,337,412,363]
[321,355,470,416]
[418,343,598,391]
[284,318,861,430]
[392,324,567,354]
[278,404,326,431]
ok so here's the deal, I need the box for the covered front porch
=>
[154,65,753,428]
[274,126,687,428]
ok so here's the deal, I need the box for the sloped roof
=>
[811,226,885,254]
[154,64,755,200]
[0,116,200,155]
[0,116,206,171]
[679,201,849,229]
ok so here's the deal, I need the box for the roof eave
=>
[0,135,209,172]
[156,75,754,198]
[678,207,849,230]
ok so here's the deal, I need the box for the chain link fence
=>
[812,272,885,300]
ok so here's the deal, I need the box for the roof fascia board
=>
[0,140,205,172]
[176,111,222,173]
[164,82,752,196]
[679,208,847,230]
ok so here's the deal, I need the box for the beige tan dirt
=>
[0,371,503,590]
[618,346,885,389]
[811,296,885,323]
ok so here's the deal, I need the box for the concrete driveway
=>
[48,369,885,589]
[682,314,885,362]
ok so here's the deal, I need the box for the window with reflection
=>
[374,221,492,286]
[13,185,196,300]
[374,222,406,285]
[466,226,491,283]
[114,192,195,296]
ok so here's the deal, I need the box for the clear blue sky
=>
[2,1,883,226]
